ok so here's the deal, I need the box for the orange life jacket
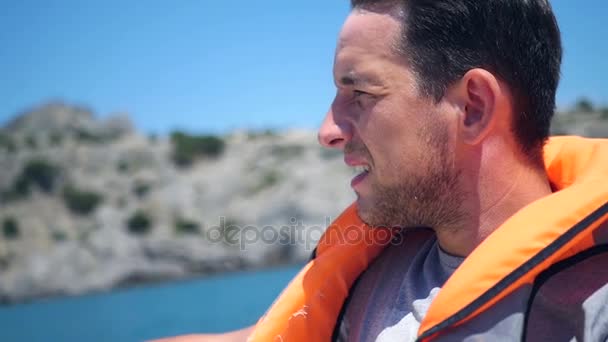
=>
[248,136,608,342]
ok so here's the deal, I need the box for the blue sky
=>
[1,0,606,134]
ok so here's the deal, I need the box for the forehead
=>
[334,11,408,86]
[338,10,401,54]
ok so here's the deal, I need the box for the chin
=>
[355,196,376,227]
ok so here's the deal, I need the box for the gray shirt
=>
[337,229,464,342]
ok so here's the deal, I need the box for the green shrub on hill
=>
[248,170,282,195]
[51,231,68,242]
[49,132,63,146]
[132,182,151,198]
[126,210,153,235]
[247,129,277,140]
[25,135,37,149]
[74,128,106,144]
[9,177,30,199]
[116,160,129,173]
[574,98,594,113]
[2,217,19,239]
[270,144,305,159]
[174,218,201,235]
[0,133,16,153]
[62,185,103,215]
[11,159,60,197]
[170,131,225,167]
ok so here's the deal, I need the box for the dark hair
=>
[351,0,562,166]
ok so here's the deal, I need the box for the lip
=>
[344,155,369,168]
[345,155,371,190]
[350,170,369,189]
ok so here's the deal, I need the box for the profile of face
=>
[318,10,466,230]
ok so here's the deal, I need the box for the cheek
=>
[367,132,427,186]
[361,97,442,176]
[372,121,446,183]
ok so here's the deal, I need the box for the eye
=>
[352,90,373,108]
[353,90,367,98]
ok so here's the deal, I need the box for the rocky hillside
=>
[0,101,606,304]
[0,102,354,303]
[551,103,608,137]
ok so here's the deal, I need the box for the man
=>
[157,0,608,341]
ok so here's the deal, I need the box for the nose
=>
[318,106,352,149]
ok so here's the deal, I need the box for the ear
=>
[448,69,500,146]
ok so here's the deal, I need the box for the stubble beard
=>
[357,125,468,232]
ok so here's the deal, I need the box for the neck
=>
[436,145,553,257]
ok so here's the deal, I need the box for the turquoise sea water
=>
[0,265,302,342]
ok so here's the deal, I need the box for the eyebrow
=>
[340,74,357,86]
[337,71,381,88]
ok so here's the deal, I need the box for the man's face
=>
[318,10,465,230]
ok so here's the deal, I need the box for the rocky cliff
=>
[0,102,354,303]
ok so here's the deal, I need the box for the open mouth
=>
[351,165,370,188]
